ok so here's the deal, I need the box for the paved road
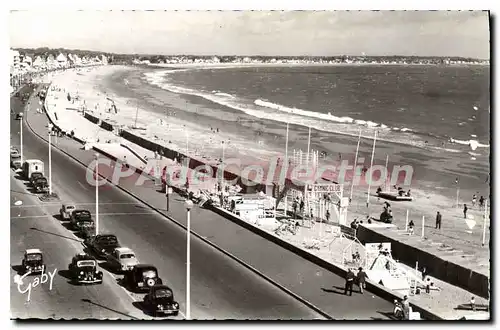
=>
[11,85,325,320]
[10,171,155,320]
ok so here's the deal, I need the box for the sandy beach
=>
[49,65,490,274]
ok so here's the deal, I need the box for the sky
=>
[9,10,490,58]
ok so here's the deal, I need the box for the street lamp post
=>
[184,199,194,320]
[94,153,99,235]
[48,123,53,195]
[20,112,24,164]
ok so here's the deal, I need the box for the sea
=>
[141,65,490,153]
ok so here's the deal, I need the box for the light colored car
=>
[106,247,139,272]
[59,204,76,220]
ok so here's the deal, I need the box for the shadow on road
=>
[81,298,141,320]
[377,311,397,320]
[10,189,31,196]
[29,227,81,243]
[11,264,24,276]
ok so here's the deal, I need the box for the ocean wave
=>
[450,138,489,150]
[141,69,489,152]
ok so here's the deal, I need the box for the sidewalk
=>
[39,82,490,320]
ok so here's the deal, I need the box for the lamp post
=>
[20,112,24,164]
[166,184,172,212]
[94,153,99,235]
[184,199,194,320]
[48,123,53,195]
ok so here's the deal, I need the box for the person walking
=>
[344,268,355,296]
[472,194,477,207]
[357,267,367,294]
[299,199,304,215]
[479,195,485,208]
[408,220,415,235]
[326,209,330,223]
[463,204,468,219]
[435,211,442,229]
[402,295,410,320]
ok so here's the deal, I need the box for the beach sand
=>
[50,65,490,276]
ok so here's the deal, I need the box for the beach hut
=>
[101,54,108,65]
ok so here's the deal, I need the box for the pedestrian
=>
[402,295,410,320]
[421,266,427,281]
[435,211,442,229]
[326,210,330,222]
[310,207,314,220]
[357,267,367,294]
[463,204,468,219]
[472,194,477,207]
[479,195,485,208]
[470,297,476,311]
[299,199,304,215]
[344,268,355,296]
[292,200,298,219]
[408,220,415,235]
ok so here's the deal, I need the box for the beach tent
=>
[56,53,68,64]
[33,56,44,67]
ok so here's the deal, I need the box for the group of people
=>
[344,267,368,295]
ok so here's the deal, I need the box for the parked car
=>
[21,249,45,275]
[33,177,49,193]
[85,234,121,259]
[10,148,20,158]
[142,285,180,317]
[122,264,163,292]
[59,204,76,220]
[69,210,92,229]
[29,172,44,186]
[75,218,96,239]
[11,153,22,169]
[106,247,139,272]
[67,253,103,284]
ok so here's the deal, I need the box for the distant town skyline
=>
[9,11,490,59]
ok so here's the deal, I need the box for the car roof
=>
[26,248,42,254]
[25,159,43,164]
[134,264,157,271]
[74,253,95,261]
[152,284,172,291]
[115,247,134,254]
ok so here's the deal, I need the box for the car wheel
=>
[173,311,179,317]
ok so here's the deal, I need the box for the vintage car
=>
[106,247,139,272]
[142,285,180,317]
[33,177,49,193]
[21,249,45,275]
[69,210,92,229]
[75,218,96,239]
[29,172,44,186]
[10,148,20,159]
[123,264,163,292]
[85,234,121,259]
[68,253,103,284]
[11,151,22,169]
[59,204,76,220]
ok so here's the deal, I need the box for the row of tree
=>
[13,47,488,64]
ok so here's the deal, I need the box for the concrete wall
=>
[356,225,490,299]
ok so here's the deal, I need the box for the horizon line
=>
[11,47,490,61]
